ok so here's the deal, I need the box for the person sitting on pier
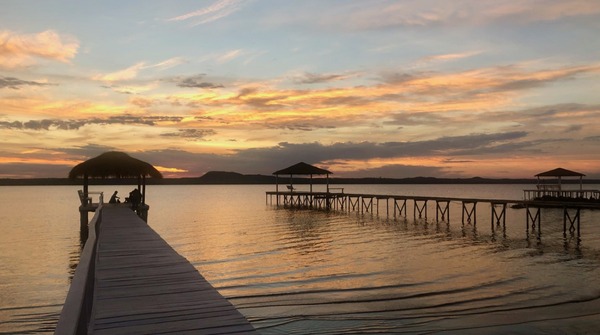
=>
[128,188,142,210]
[109,190,120,204]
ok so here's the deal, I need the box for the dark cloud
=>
[348,164,453,178]
[0,162,73,178]
[491,65,600,93]
[520,103,600,117]
[293,72,353,84]
[173,74,224,89]
[377,71,421,84]
[60,144,117,157]
[0,76,55,89]
[0,115,185,130]
[7,131,544,178]
[264,122,336,131]
[0,144,118,178]
[161,128,216,140]
[564,124,583,133]
[165,131,532,175]
[385,111,448,126]
[241,131,531,162]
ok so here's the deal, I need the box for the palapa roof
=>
[535,167,585,178]
[69,151,163,179]
[273,162,332,175]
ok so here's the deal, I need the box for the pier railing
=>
[523,188,599,201]
[55,205,102,335]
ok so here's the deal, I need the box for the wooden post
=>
[80,208,88,230]
[563,207,581,236]
[414,199,428,220]
[491,202,506,227]
[462,201,477,225]
[142,175,146,205]
[83,173,89,199]
[275,175,279,206]
[436,200,449,222]
[394,198,407,218]
[526,206,540,234]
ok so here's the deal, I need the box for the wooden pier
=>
[56,205,255,335]
[266,190,600,238]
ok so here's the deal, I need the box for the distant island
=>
[2,170,599,186]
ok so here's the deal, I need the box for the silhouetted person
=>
[109,190,120,204]
[129,188,142,210]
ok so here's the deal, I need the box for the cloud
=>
[216,49,243,63]
[0,76,54,89]
[347,164,452,178]
[292,71,359,84]
[0,114,185,131]
[93,62,146,82]
[147,57,187,71]
[173,75,224,89]
[266,1,600,32]
[0,162,75,179]
[93,58,186,83]
[161,128,216,140]
[123,131,535,177]
[168,0,245,26]
[0,30,79,68]
[417,51,482,65]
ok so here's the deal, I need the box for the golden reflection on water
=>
[0,186,82,333]
[147,185,600,334]
[2,184,600,334]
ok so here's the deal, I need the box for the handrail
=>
[87,191,104,205]
[55,205,103,335]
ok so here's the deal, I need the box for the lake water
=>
[1,184,600,334]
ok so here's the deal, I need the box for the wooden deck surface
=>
[89,206,256,334]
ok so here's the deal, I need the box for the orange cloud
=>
[0,30,78,68]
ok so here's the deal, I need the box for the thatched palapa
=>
[69,151,162,207]
[69,151,162,179]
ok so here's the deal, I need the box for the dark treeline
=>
[2,170,600,186]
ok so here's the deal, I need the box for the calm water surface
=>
[1,184,600,334]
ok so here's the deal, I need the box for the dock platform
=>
[56,205,255,334]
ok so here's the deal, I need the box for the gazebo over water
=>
[69,151,162,223]
[535,167,585,191]
[273,162,332,193]
[270,162,345,208]
[524,167,598,201]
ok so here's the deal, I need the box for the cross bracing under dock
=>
[266,190,600,239]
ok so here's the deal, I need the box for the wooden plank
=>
[89,206,255,334]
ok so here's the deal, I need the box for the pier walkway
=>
[56,205,255,335]
[266,190,600,238]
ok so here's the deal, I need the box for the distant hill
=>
[2,171,599,186]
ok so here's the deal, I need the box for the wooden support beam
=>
[394,198,407,218]
[414,199,428,220]
[435,200,450,222]
[361,196,373,213]
[491,202,507,227]
[563,207,581,237]
[462,201,477,225]
[526,206,541,233]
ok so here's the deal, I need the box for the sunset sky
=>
[1,0,600,179]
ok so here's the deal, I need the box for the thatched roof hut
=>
[69,151,162,179]
[69,151,162,205]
